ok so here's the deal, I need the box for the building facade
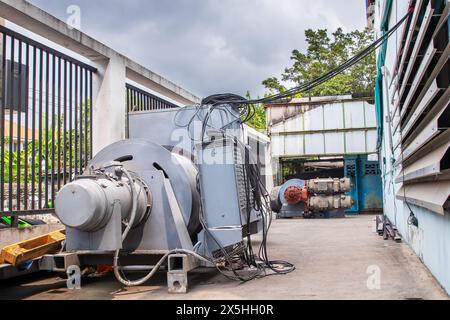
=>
[3,120,39,152]
[366,0,376,29]
[266,95,383,213]
[374,0,450,293]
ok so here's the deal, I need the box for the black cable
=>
[200,10,411,108]
[398,97,418,228]
[195,170,263,282]
[236,138,295,276]
[177,10,412,144]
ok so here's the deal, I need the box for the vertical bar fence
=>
[0,26,96,227]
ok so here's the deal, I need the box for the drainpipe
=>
[382,67,394,156]
[375,0,394,143]
[354,156,361,213]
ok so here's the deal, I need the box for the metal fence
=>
[125,83,179,137]
[0,26,96,226]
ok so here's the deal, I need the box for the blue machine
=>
[344,155,383,214]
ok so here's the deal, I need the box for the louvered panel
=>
[400,42,437,121]
[394,69,439,140]
[394,0,426,93]
[395,140,450,183]
[393,1,450,214]
[395,98,450,166]
[398,3,435,105]
[399,80,442,142]
[394,41,450,141]
[396,181,450,215]
[393,0,434,118]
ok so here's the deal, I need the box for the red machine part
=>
[284,185,309,205]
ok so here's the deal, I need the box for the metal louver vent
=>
[393,0,450,215]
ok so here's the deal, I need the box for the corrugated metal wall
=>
[267,96,378,158]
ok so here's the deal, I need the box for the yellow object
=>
[0,229,66,266]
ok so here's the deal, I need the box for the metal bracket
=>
[167,253,198,294]
[39,252,80,272]
[163,178,194,250]
[167,272,188,294]
[65,201,122,251]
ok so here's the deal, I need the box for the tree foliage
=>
[244,91,266,132]
[262,28,376,97]
[2,104,91,184]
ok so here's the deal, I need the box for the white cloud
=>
[29,0,367,98]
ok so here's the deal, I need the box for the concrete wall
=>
[388,202,450,294]
[376,0,450,294]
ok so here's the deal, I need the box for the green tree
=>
[262,28,376,96]
[2,101,91,184]
[244,91,266,132]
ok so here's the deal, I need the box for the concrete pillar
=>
[91,54,126,156]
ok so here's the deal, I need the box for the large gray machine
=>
[45,104,277,292]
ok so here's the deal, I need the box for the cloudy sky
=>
[29,0,367,98]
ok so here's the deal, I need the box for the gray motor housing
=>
[55,174,150,232]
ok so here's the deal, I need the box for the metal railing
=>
[125,83,179,137]
[0,26,96,226]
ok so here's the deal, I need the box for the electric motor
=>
[306,178,352,194]
[55,164,151,232]
[308,195,353,211]
[270,177,354,218]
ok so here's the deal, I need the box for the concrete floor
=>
[1,215,448,300]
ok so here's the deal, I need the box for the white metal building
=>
[268,95,378,158]
[266,95,379,185]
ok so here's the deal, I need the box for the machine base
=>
[40,251,200,293]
